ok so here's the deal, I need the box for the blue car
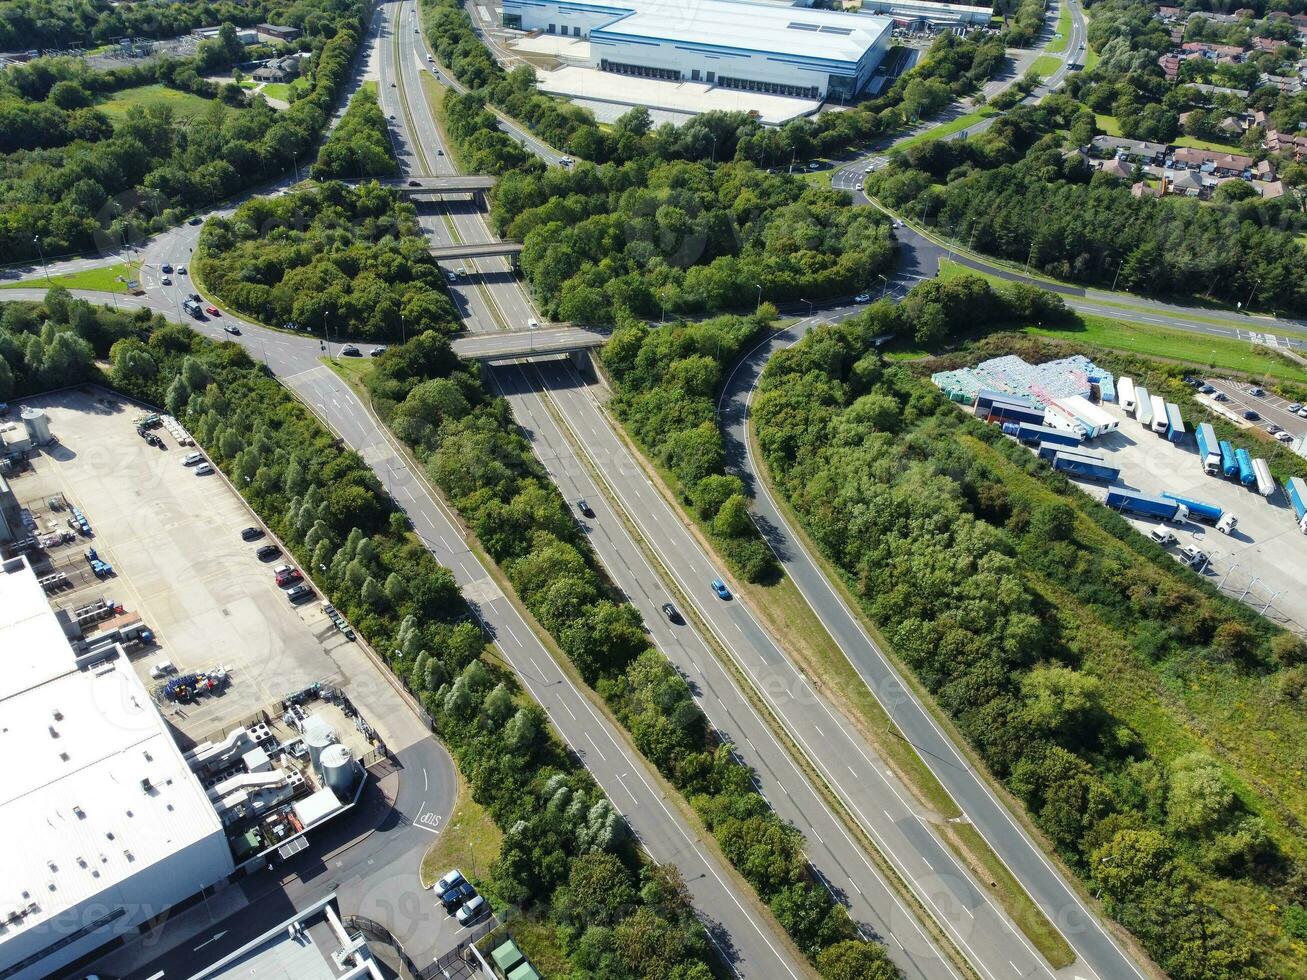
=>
[711,578,732,600]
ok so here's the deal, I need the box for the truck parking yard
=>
[1054,398,1307,632]
[3,387,417,749]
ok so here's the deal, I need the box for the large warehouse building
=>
[504,0,894,101]
[0,556,234,980]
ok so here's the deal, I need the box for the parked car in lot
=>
[711,578,732,600]
[194,462,214,475]
[1243,410,1261,421]
[240,526,263,540]
[456,895,487,926]
[1213,391,1229,402]
[439,880,476,912]
[274,564,302,586]
[1290,403,1303,413]
[370,345,388,357]
[341,344,361,356]
[1250,387,1265,396]
[1199,384,1215,394]
[1267,423,1282,434]
[435,870,465,895]
[286,582,314,603]
[661,602,682,624]
[575,498,594,518]
[183,451,204,466]
[1277,430,1294,443]
[256,544,282,561]
[1298,408,1307,419]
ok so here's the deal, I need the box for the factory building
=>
[504,0,894,100]
[0,556,234,980]
[851,0,993,28]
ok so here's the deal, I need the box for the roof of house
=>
[1101,158,1132,179]
[1168,169,1204,190]
[1131,180,1159,197]
[1171,146,1254,170]
[1092,135,1167,157]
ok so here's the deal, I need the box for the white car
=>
[182,451,204,466]
[194,462,215,476]
[435,869,464,894]
[1276,430,1294,443]
[456,894,487,926]
[1297,408,1307,419]
[854,292,871,303]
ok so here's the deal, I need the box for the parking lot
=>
[1059,398,1307,632]
[6,388,413,749]
[1204,377,1307,444]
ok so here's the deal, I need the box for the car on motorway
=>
[1243,409,1261,420]
[457,267,468,277]
[1277,430,1294,443]
[224,324,241,335]
[177,265,186,275]
[437,148,443,155]
[286,582,314,603]
[854,292,871,303]
[1250,387,1265,396]
[439,880,476,912]
[559,156,574,167]
[161,275,172,286]
[274,564,302,586]
[256,543,282,561]
[575,498,594,518]
[711,578,732,600]
[456,895,487,926]
[661,602,682,624]
[341,344,361,356]
[408,179,421,187]
[188,216,203,225]
[183,451,204,466]
[445,270,457,282]
[370,345,388,357]
[205,304,219,316]
[391,81,396,87]
[241,526,264,541]
[863,165,874,173]
[194,462,215,476]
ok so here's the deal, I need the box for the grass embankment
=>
[1048,1,1072,53]
[324,355,376,395]
[895,106,997,151]
[1,262,142,294]
[742,428,1078,971]
[1029,54,1062,78]
[98,83,226,122]
[419,775,504,887]
[260,77,310,102]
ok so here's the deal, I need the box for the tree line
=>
[483,154,894,325]
[752,279,1307,979]
[0,0,366,264]
[195,181,461,342]
[363,332,900,977]
[0,289,726,980]
[312,85,397,179]
[0,0,312,50]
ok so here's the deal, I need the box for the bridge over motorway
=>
[338,175,496,199]
[430,241,524,261]
[451,325,608,362]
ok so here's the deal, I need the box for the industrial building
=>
[0,555,234,980]
[852,0,993,28]
[504,0,894,101]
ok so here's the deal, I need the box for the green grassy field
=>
[0,262,142,294]
[895,105,997,151]
[1047,1,1072,53]
[1095,113,1122,136]
[259,77,310,102]
[1172,134,1245,153]
[97,84,225,122]
[1029,54,1062,77]
[1084,45,1100,70]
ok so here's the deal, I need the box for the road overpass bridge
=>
[430,241,525,261]
[451,325,608,363]
[339,176,496,200]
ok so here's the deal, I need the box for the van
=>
[1148,527,1175,546]
[527,318,539,330]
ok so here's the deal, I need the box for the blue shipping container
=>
[1015,422,1080,447]
[1286,477,1307,521]
[1165,403,1186,443]
[1219,440,1239,478]
[1106,489,1182,519]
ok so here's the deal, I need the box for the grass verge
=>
[419,772,504,888]
[98,83,225,122]
[1,262,142,294]
[1048,1,1072,53]
[324,355,376,395]
[895,106,997,151]
[1029,54,1061,77]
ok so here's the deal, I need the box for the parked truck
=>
[1219,439,1239,479]
[1159,492,1234,533]
[1235,447,1256,486]
[1194,422,1221,475]
[1164,403,1187,443]
[1252,457,1275,497]
[1135,386,1153,428]
[1118,376,1137,414]
[1050,450,1120,482]
[1150,395,1169,434]
[1001,421,1081,447]
[1106,488,1190,522]
[1286,476,1307,533]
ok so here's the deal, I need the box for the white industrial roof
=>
[0,557,225,938]
[588,0,893,64]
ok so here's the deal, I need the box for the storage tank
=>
[20,406,52,445]
[320,742,359,798]
[302,715,336,776]
[1252,458,1275,498]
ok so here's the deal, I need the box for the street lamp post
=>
[33,236,50,284]
[800,297,814,317]
[400,313,406,344]
[753,283,762,312]
[1246,279,1260,310]
[1110,257,1123,292]
[877,273,889,299]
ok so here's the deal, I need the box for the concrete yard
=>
[6,388,430,755]
[1055,398,1307,632]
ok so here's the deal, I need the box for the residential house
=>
[1263,128,1307,160]
[1260,72,1303,94]
[1253,36,1285,53]
[1218,115,1244,136]
[1255,159,1277,180]
[1181,41,1246,61]
[1165,169,1205,196]
[1255,179,1286,198]
[1131,180,1160,198]
[1186,82,1250,100]
[253,54,301,83]
[1100,158,1133,180]
[1158,53,1181,80]
[1091,135,1168,164]
[1170,146,1254,175]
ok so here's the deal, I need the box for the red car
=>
[205,305,219,316]
[273,564,302,586]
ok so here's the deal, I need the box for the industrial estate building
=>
[504,0,895,100]
[0,555,234,980]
